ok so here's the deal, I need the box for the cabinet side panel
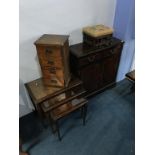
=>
[62,41,71,86]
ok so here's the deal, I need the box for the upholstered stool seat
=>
[83,24,113,38]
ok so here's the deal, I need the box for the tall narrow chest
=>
[35,34,71,87]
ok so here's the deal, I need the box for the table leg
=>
[83,104,87,126]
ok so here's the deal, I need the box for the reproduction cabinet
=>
[34,34,71,87]
[70,37,124,97]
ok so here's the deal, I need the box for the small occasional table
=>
[25,76,88,140]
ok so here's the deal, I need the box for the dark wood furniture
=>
[34,34,71,87]
[125,70,135,91]
[25,76,88,140]
[70,37,124,97]
[20,152,28,155]
[125,70,135,82]
[19,138,29,155]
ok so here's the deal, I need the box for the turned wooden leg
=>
[83,104,87,126]
[81,106,84,118]
[50,120,57,134]
[55,121,61,141]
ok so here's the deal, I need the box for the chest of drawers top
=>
[34,34,69,46]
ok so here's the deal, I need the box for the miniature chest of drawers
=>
[70,37,124,97]
[34,34,71,87]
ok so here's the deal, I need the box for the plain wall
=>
[19,0,117,117]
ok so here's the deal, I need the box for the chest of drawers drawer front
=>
[39,57,63,69]
[42,66,63,76]
[36,46,62,63]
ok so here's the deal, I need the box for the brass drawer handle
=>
[88,56,96,62]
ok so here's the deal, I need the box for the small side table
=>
[25,76,88,140]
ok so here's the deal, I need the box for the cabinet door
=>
[102,48,121,86]
[80,62,103,93]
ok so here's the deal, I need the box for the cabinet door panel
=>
[80,62,103,92]
[102,51,121,86]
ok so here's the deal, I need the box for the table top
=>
[25,76,82,104]
[34,34,69,46]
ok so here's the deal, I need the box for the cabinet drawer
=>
[42,67,63,75]
[37,46,62,61]
[78,44,122,67]
[42,68,64,86]
[44,46,61,58]
[102,44,122,57]
[39,57,63,68]
[78,53,102,67]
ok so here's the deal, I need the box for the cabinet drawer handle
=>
[88,56,96,62]
[110,49,115,54]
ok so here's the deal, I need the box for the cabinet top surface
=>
[70,37,124,58]
[25,76,82,104]
[34,34,69,46]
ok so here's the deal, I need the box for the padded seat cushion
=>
[83,25,113,37]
